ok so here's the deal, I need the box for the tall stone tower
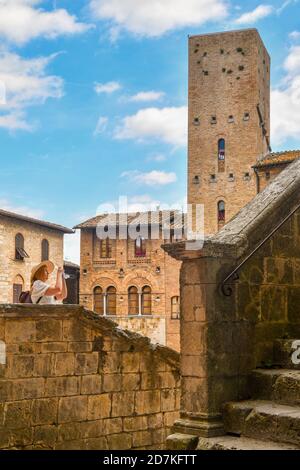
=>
[188,29,270,235]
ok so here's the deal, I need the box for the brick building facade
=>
[0,209,73,304]
[75,212,182,351]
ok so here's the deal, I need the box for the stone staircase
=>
[197,339,300,450]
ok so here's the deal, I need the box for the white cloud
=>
[64,230,80,265]
[147,153,167,162]
[0,198,44,219]
[271,45,300,145]
[284,45,300,75]
[289,31,300,41]
[115,106,187,147]
[0,111,32,131]
[93,116,108,135]
[95,194,162,214]
[235,5,273,25]
[0,50,63,131]
[127,91,165,102]
[277,0,298,15]
[121,170,177,186]
[0,0,91,45]
[90,0,228,37]
[94,81,121,94]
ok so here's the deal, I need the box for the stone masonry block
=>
[58,396,88,423]
[87,394,111,420]
[75,352,99,375]
[111,392,135,417]
[32,398,58,425]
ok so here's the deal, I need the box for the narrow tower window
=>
[218,138,225,172]
[218,201,225,228]
[41,239,49,261]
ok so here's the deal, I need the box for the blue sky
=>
[0,0,299,262]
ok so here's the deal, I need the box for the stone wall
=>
[0,305,180,450]
[237,210,300,368]
[163,158,300,437]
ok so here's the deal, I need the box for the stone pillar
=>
[164,243,241,442]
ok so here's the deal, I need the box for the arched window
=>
[93,286,104,315]
[106,286,117,315]
[100,239,112,259]
[135,237,146,257]
[15,233,29,260]
[218,201,225,227]
[41,239,49,261]
[128,286,139,315]
[171,296,180,320]
[13,275,24,303]
[142,286,152,315]
[218,138,225,172]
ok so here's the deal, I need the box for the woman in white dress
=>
[31,261,67,304]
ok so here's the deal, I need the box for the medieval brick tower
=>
[188,29,270,235]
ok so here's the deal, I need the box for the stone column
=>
[164,243,241,442]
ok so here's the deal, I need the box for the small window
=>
[266,172,271,180]
[211,116,217,124]
[128,286,139,316]
[13,275,24,304]
[220,49,224,54]
[171,296,180,320]
[239,65,244,71]
[227,69,233,74]
[100,239,112,259]
[93,286,104,315]
[228,115,234,123]
[41,239,49,261]
[142,286,152,316]
[106,286,117,315]
[222,68,226,73]
[210,174,216,182]
[244,113,250,121]
[218,138,225,172]
[218,201,225,227]
[203,70,209,76]
[135,237,146,258]
[244,172,251,181]
[15,233,29,260]
[228,173,234,181]
[193,117,200,126]
[203,52,207,57]
[193,175,200,185]
[13,284,23,304]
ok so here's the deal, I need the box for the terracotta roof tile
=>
[253,150,300,168]
[74,210,186,230]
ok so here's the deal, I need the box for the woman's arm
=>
[45,267,63,297]
[56,275,68,301]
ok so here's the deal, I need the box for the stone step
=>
[273,339,300,370]
[223,400,300,446]
[197,435,298,451]
[250,369,300,405]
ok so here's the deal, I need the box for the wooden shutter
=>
[93,287,104,315]
[107,286,116,315]
[142,286,151,315]
[128,286,139,315]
